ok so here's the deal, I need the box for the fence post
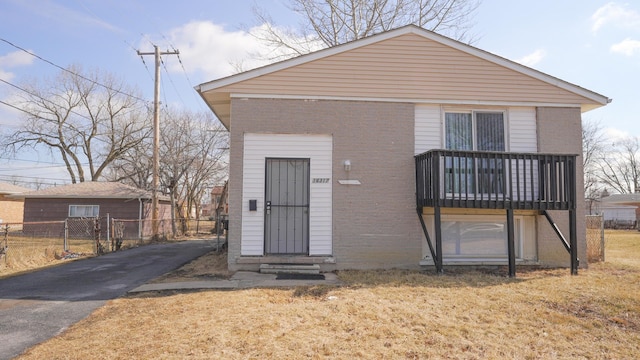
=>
[2,224,9,265]
[600,214,605,262]
[94,217,102,255]
[106,213,110,251]
[64,219,68,251]
[216,213,221,252]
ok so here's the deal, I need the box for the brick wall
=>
[536,107,587,267]
[0,196,25,223]
[229,98,423,270]
[24,198,142,222]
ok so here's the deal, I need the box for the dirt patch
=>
[150,248,231,283]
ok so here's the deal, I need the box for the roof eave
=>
[196,24,610,116]
[195,85,231,129]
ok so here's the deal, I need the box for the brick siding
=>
[229,98,423,270]
[536,107,587,267]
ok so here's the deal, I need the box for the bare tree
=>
[582,118,606,210]
[107,108,228,236]
[251,0,481,61]
[1,65,151,183]
[597,136,640,194]
[106,137,154,189]
[159,109,228,236]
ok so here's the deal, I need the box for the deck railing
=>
[415,150,577,210]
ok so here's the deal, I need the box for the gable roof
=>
[0,182,31,195]
[19,182,160,200]
[602,193,640,204]
[197,25,610,129]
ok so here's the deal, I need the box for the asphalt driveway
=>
[0,240,215,360]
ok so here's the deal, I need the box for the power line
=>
[0,99,36,118]
[0,156,87,165]
[160,55,185,107]
[161,34,208,112]
[0,164,72,172]
[0,174,69,183]
[0,77,148,126]
[0,99,108,145]
[130,38,155,84]
[0,37,150,103]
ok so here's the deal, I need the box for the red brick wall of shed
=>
[23,198,142,222]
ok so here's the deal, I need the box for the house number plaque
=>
[312,178,330,183]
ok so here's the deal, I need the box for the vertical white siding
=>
[507,107,538,201]
[508,107,537,152]
[415,105,442,155]
[242,133,333,256]
[416,106,537,154]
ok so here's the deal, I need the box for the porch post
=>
[569,209,578,275]
[434,206,443,274]
[506,208,516,277]
[569,155,578,275]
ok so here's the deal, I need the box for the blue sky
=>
[0,0,639,186]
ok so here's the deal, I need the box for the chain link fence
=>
[586,215,605,263]
[0,217,176,274]
[0,220,90,274]
[109,218,172,251]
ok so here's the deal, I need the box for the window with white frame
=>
[445,111,506,152]
[441,215,522,258]
[68,205,99,218]
[444,111,507,195]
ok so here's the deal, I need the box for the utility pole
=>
[137,45,179,239]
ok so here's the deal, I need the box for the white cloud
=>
[0,50,35,81]
[591,2,640,32]
[516,49,546,67]
[0,50,33,68]
[0,92,24,124]
[610,38,640,56]
[604,127,630,141]
[0,69,14,82]
[144,21,323,81]
[145,21,285,80]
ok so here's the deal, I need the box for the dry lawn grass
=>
[17,230,640,359]
[0,242,94,278]
[150,248,232,283]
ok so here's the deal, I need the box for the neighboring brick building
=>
[196,25,609,274]
[0,182,31,224]
[17,182,171,238]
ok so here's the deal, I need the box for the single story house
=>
[196,25,609,275]
[600,193,640,229]
[0,182,31,224]
[16,182,171,239]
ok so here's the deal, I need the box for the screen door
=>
[264,158,310,254]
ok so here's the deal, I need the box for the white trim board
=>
[241,133,333,256]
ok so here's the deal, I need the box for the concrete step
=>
[259,263,320,274]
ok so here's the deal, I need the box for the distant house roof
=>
[601,193,640,204]
[17,182,166,200]
[0,182,32,195]
[600,204,638,210]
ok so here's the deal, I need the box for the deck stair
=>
[259,263,320,275]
